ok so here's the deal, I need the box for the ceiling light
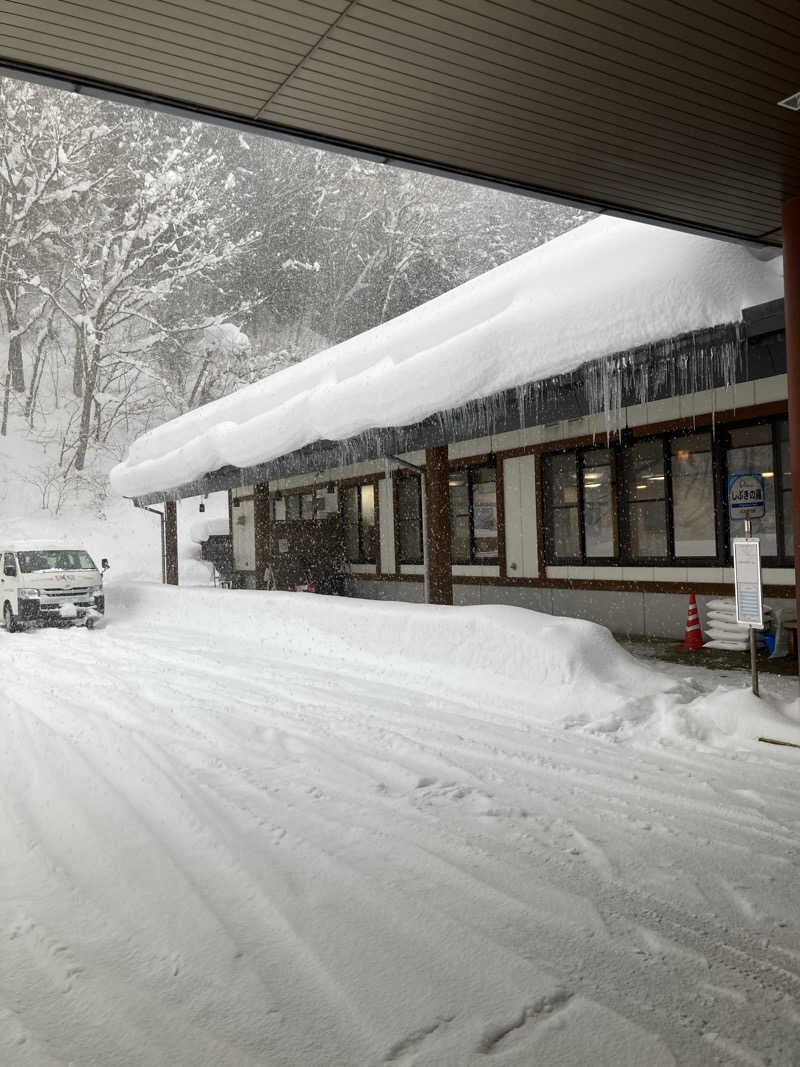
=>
[761,471,774,478]
[778,91,800,111]
[636,484,648,490]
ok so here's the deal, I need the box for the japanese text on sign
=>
[728,473,766,521]
[733,538,763,628]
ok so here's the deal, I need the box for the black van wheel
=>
[3,602,18,633]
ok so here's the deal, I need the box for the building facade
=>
[224,301,791,640]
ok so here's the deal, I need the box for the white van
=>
[1,542,106,631]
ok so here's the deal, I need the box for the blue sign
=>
[728,473,766,521]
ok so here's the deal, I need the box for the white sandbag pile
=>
[703,597,771,651]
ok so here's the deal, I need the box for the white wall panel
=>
[503,454,538,578]
[378,477,396,575]
[232,498,255,570]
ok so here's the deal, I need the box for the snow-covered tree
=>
[0,80,113,421]
[25,109,260,470]
[0,74,587,512]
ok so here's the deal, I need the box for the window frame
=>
[723,417,792,566]
[541,415,792,568]
[449,462,499,566]
[272,488,315,522]
[394,470,424,565]
[340,478,379,565]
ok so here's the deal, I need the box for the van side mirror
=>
[101,559,110,571]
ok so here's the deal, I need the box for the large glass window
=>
[623,440,668,559]
[472,467,498,560]
[342,482,377,563]
[542,452,579,560]
[671,433,716,556]
[726,425,777,555]
[397,473,423,564]
[542,417,793,568]
[273,491,314,521]
[449,465,498,564]
[583,448,617,557]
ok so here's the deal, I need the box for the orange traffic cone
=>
[676,593,704,649]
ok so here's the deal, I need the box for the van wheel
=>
[3,602,18,633]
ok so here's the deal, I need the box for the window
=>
[449,465,498,564]
[623,440,668,559]
[342,482,377,563]
[273,491,314,521]
[671,433,716,556]
[543,448,617,561]
[542,417,792,568]
[542,452,579,560]
[17,549,96,572]
[726,425,777,555]
[583,448,617,557]
[396,473,423,564]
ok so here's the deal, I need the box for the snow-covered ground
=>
[2,585,800,1066]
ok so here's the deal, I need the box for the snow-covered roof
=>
[189,516,230,543]
[110,216,783,499]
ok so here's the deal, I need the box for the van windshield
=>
[17,550,97,573]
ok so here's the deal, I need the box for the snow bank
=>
[109,583,670,715]
[105,584,800,749]
[110,216,783,497]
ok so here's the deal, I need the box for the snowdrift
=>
[106,583,800,750]
[109,582,665,712]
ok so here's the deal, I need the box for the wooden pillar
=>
[782,199,800,667]
[253,482,270,589]
[164,499,179,586]
[425,445,453,605]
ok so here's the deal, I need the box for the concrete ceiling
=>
[1,0,799,247]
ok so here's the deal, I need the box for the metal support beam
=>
[782,198,800,672]
[425,446,453,606]
[164,500,179,586]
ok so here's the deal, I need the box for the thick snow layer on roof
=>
[189,516,230,543]
[111,216,783,497]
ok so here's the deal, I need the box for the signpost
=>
[729,474,766,697]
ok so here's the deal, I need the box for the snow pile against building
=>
[110,216,783,498]
[189,516,230,544]
[105,585,800,748]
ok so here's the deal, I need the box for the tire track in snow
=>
[2,617,800,1065]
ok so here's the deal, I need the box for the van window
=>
[17,550,97,573]
[3,553,16,576]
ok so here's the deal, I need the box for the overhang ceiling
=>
[0,0,798,247]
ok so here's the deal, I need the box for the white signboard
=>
[733,538,763,628]
[728,473,766,521]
